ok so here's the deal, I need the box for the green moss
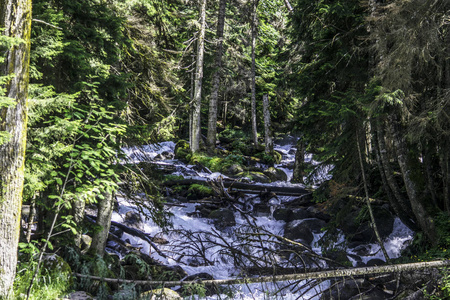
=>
[174,140,191,161]
[187,184,213,199]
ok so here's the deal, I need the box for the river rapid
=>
[113,138,414,299]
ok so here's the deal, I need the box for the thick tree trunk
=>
[90,193,114,257]
[250,0,258,147]
[262,94,273,154]
[373,124,416,230]
[191,0,207,153]
[206,0,227,154]
[74,260,450,287]
[376,121,413,219]
[0,0,32,297]
[389,115,438,245]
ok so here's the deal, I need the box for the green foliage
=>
[425,268,450,299]
[14,252,73,300]
[187,184,213,199]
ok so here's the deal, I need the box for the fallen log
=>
[86,214,168,259]
[74,260,450,287]
[164,178,311,196]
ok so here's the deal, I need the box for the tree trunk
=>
[291,139,305,184]
[74,260,450,287]
[73,196,86,247]
[389,115,438,245]
[0,0,32,297]
[206,0,227,154]
[191,0,207,153]
[282,0,293,13]
[250,0,258,147]
[373,124,416,230]
[90,193,114,257]
[356,129,390,263]
[376,121,413,219]
[439,142,449,213]
[262,94,273,154]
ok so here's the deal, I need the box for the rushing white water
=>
[114,139,414,299]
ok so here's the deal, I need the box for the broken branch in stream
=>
[73,259,450,287]
[86,214,168,259]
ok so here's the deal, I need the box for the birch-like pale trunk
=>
[191,0,207,153]
[250,0,258,147]
[74,260,450,287]
[206,0,227,153]
[262,94,272,154]
[0,0,32,297]
[291,139,305,184]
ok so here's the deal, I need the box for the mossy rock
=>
[140,288,182,300]
[41,253,73,286]
[208,208,236,229]
[174,140,191,161]
[187,184,213,200]
[237,171,271,183]
[263,167,288,182]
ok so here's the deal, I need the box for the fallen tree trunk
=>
[164,178,311,196]
[86,215,168,259]
[74,260,450,287]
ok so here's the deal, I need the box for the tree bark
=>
[74,260,450,287]
[206,0,227,154]
[73,196,86,247]
[376,121,413,219]
[0,0,32,297]
[389,115,438,245]
[250,0,258,147]
[291,139,305,184]
[90,193,114,257]
[262,94,273,154]
[191,0,207,153]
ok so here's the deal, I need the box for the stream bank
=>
[64,137,446,299]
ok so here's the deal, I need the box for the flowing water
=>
[116,138,414,299]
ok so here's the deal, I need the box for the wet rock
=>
[284,219,315,246]
[366,258,386,266]
[321,278,371,300]
[273,208,293,222]
[306,206,331,222]
[263,167,288,182]
[291,208,315,221]
[208,208,236,229]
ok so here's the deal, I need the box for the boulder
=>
[284,219,315,246]
[263,167,288,182]
[273,208,293,222]
[208,208,236,229]
[61,291,95,300]
[141,288,182,300]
